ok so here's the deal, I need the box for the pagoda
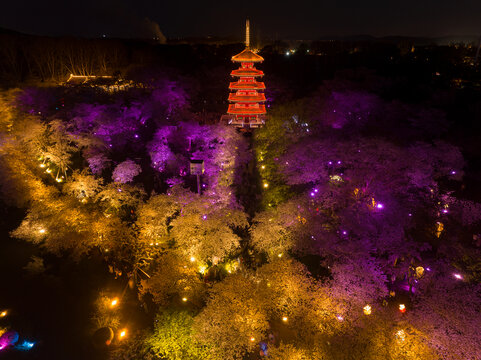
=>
[224,19,266,129]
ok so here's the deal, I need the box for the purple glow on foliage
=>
[202,215,207,220]
[451,170,456,175]
[337,160,341,165]
[310,192,315,197]
[408,213,412,217]
[342,230,347,235]
[134,134,139,138]
[328,161,333,165]
[314,189,318,193]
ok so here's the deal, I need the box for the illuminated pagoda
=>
[224,19,266,129]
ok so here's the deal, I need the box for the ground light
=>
[363,305,372,315]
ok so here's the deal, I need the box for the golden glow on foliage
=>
[329,175,343,182]
[56,178,63,183]
[363,305,372,315]
[46,169,52,173]
[0,311,7,317]
[399,304,406,313]
[110,298,118,307]
[199,265,207,274]
[119,329,127,339]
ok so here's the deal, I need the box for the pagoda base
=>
[221,114,266,129]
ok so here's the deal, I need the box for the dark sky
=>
[1,0,481,39]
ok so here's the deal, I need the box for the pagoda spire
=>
[222,20,266,129]
[245,19,250,48]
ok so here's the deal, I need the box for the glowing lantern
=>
[395,330,406,342]
[250,337,255,342]
[190,256,195,262]
[336,315,344,321]
[0,311,7,317]
[261,165,265,169]
[278,253,283,258]
[363,305,372,315]
[39,164,46,168]
[454,273,463,280]
[118,329,127,340]
[435,222,444,238]
[415,266,424,278]
[263,183,269,188]
[39,229,46,234]
[182,297,188,302]
[282,316,288,322]
[399,304,406,313]
[110,298,118,307]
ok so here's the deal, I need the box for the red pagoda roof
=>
[230,68,264,77]
[228,93,266,102]
[231,48,264,63]
[227,104,266,115]
[229,81,265,90]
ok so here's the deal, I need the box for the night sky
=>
[1,0,481,40]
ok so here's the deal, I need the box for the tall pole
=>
[197,174,201,194]
[246,19,250,48]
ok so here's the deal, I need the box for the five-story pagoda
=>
[224,20,266,129]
